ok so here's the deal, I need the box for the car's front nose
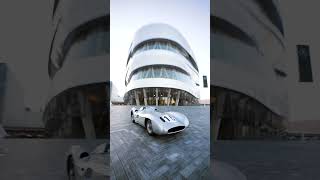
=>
[161,121,187,134]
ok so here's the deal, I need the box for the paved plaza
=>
[213,141,320,180]
[110,106,210,180]
[0,139,106,180]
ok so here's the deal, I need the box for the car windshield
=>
[139,107,145,111]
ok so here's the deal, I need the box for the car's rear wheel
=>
[67,157,76,180]
[146,119,154,135]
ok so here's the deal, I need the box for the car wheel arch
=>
[144,118,150,127]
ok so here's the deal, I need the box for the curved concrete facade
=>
[43,0,109,138]
[124,23,200,106]
[48,0,108,99]
[212,0,288,139]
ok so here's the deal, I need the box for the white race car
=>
[131,106,189,135]
[66,143,110,180]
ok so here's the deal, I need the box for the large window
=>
[128,39,198,71]
[253,0,284,35]
[127,65,192,85]
[297,45,313,82]
[133,41,187,57]
[211,16,258,48]
[65,26,108,60]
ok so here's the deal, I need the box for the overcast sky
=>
[110,0,211,100]
[0,1,51,111]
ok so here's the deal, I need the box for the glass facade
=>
[65,27,108,60]
[125,88,198,106]
[128,65,192,85]
[128,39,198,71]
[253,0,284,35]
[211,16,257,48]
[133,40,188,58]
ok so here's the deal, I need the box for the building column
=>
[129,94,133,105]
[212,90,226,141]
[187,94,192,105]
[143,88,148,106]
[175,91,180,106]
[78,91,96,139]
[156,88,159,106]
[134,90,140,106]
[167,89,171,106]
[66,102,73,137]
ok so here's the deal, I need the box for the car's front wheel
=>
[146,119,154,135]
[131,113,135,123]
[67,156,76,180]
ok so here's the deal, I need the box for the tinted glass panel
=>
[128,66,193,84]
[253,0,284,35]
[203,75,208,88]
[66,27,108,60]
[297,45,313,82]
[128,39,198,71]
[211,16,257,48]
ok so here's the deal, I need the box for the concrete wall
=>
[281,0,320,133]
[211,0,288,117]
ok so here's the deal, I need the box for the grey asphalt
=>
[213,141,320,180]
[0,139,106,180]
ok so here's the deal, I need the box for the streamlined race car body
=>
[131,106,189,135]
[66,143,110,180]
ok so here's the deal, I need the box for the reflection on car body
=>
[131,106,189,135]
[66,143,109,180]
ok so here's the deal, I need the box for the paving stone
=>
[180,163,197,178]
[214,141,320,180]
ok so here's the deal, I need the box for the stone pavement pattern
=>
[110,106,210,180]
[0,139,106,180]
[211,160,247,180]
[214,141,320,180]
